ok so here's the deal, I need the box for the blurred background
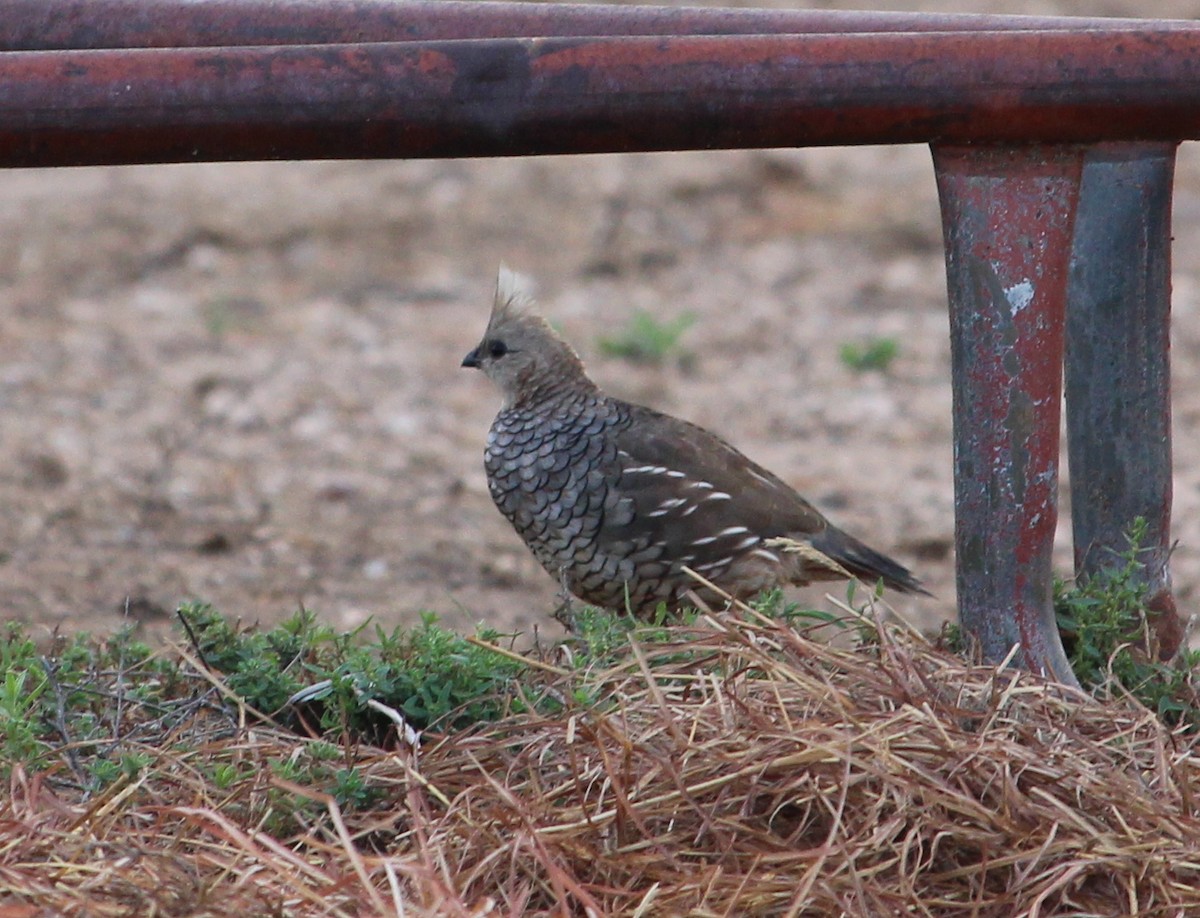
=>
[4,0,1200,641]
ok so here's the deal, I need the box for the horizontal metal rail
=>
[0,0,1193,50]
[4,30,1200,168]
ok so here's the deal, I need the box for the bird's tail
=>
[808,525,929,596]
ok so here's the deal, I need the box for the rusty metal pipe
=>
[6,31,1200,168]
[1065,143,1183,659]
[0,0,1191,51]
[933,144,1084,686]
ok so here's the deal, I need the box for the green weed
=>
[4,591,878,806]
[599,310,694,365]
[1054,519,1200,729]
[173,603,544,735]
[840,337,899,373]
[0,622,179,780]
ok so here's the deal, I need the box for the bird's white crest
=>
[493,263,537,322]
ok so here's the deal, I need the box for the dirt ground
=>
[5,0,1200,643]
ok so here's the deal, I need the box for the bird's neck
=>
[509,364,601,412]
[502,342,594,408]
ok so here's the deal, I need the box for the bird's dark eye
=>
[487,339,509,358]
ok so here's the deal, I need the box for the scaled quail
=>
[462,268,926,617]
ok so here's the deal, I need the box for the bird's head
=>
[462,266,592,408]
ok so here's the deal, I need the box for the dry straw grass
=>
[2,605,1199,916]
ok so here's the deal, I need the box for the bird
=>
[462,267,926,619]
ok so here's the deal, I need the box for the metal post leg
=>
[1065,142,1185,659]
[932,144,1083,685]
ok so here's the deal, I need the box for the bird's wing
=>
[597,401,926,596]
[605,402,828,543]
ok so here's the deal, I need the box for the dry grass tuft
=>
[2,607,1199,916]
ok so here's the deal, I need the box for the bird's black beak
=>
[461,347,482,369]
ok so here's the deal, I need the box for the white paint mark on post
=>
[1004,279,1034,317]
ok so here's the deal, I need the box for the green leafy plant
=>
[209,607,544,738]
[2,592,878,809]
[0,668,48,767]
[840,337,899,372]
[752,588,849,630]
[599,310,694,365]
[331,766,383,811]
[1054,518,1200,729]
[178,602,312,714]
[0,622,179,780]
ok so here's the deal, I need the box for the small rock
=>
[20,451,68,489]
[196,532,234,555]
[362,558,389,580]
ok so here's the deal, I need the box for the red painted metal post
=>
[933,145,1084,684]
[1065,142,1184,658]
